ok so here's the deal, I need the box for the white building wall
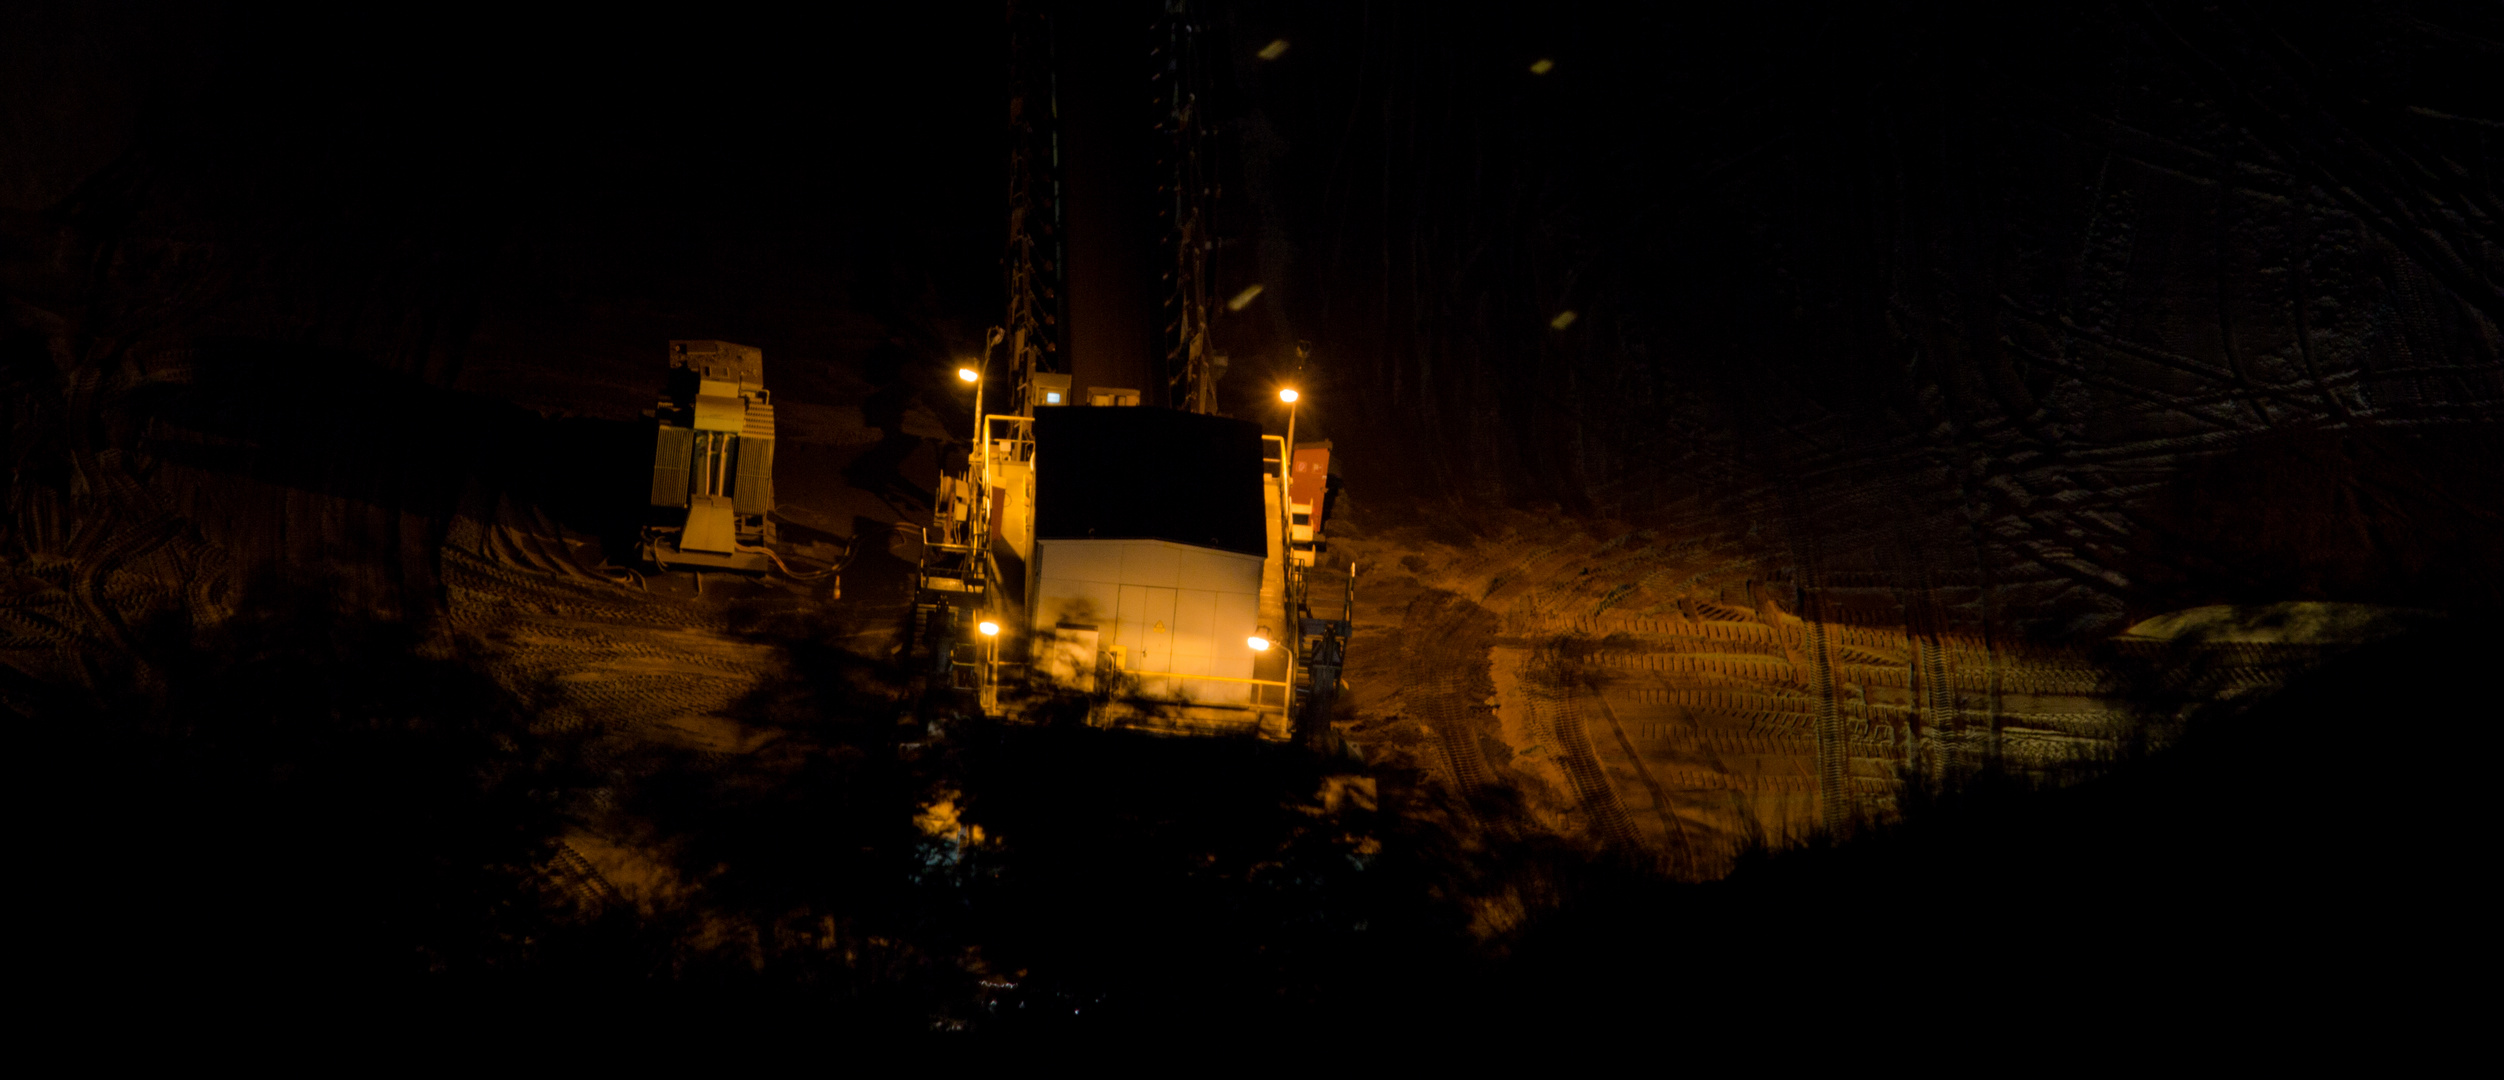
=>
[993,458,1034,561]
[1030,538,1265,704]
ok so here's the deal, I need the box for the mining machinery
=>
[912,2,1355,742]
[643,339,776,573]
[917,359,1352,742]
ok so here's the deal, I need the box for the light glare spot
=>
[957,367,979,382]
[1227,283,1265,311]
[978,620,1000,636]
[1247,635,1271,652]
[1258,39,1290,61]
[1278,388,1299,404]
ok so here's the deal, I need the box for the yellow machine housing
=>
[919,398,1350,740]
[644,340,775,572]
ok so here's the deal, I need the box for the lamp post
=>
[1278,386,1300,487]
[1275,386,1301,716]
[956,363,983,549]
[957,361,996,713]
[1278,386,1301,568]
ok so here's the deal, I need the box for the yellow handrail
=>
[1108,670,1291,688]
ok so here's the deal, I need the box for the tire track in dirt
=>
[1543,686,1641,849]
[1427,687,1496,795]
[439,542,787,748]
[1587,692,1700,872]
[1388,589,1502,799]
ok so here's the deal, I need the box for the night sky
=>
[6,1,2496,1042]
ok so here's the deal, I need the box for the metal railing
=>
[1098,666,1296,711]
[1261,435,1304,674]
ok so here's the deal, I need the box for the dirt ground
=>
[1317,498,2396,877]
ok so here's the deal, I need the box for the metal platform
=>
[640,541,771,573]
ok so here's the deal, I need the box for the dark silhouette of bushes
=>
[35,576,596,993]
[28,573,2481,1039]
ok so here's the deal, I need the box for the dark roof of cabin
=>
[1032,406,1268,558]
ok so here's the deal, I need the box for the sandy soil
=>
[1317,499,2385,876]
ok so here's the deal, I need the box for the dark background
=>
[6,0,2496,1041]
[1219,1,2503,639]
[11,2,2497,632]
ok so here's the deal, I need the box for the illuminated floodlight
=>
[977,619,1000,637]
[1247,635,1271,652]
[1278,388,1299,404]
[957,367,980,383]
